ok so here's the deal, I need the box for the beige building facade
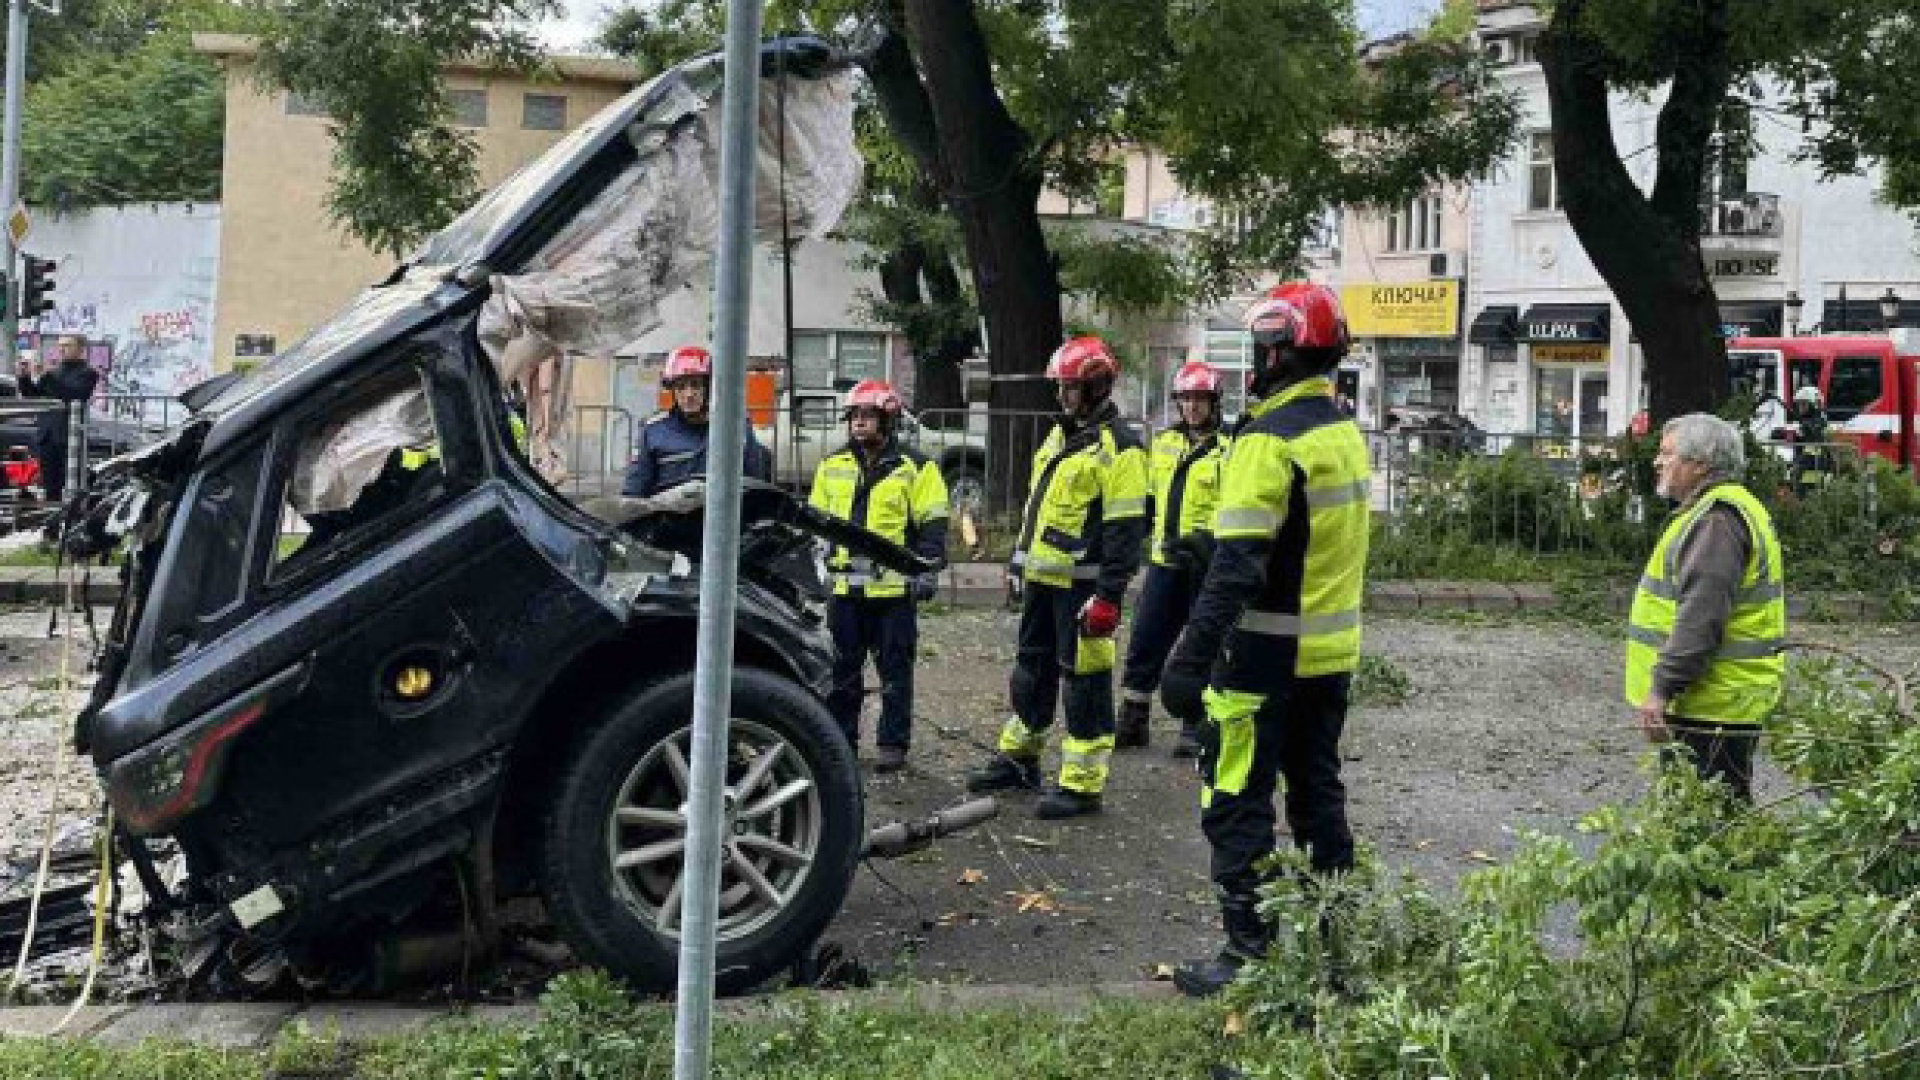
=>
[195,34,638,377]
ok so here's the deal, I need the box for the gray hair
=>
[1662,413,1745,477]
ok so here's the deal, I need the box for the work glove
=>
[911,572,940,604]
[1160,635,1211,722]
[1078,595,1121,638]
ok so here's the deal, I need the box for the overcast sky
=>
[539,0,1444,54]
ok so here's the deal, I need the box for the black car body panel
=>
[70,37,898,990]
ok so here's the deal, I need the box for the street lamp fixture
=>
[1879,287,1902,331]
[1782,290,1803,336]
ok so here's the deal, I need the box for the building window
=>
[285,90,329,118]
[1484,33,1538,67]
[523,93,568,131]
[837,333,887,383]
[792,332,835,390]
[1528,132,1562,212]
[1386,193,1444,253]
[449,88,489,128]
[791,330,889,389]
[1703,104,1752,203]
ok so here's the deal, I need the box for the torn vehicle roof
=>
[194,36,857,460]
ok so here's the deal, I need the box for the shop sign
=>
[1340,281,1459,338]
[1707,255,1780,279]
[1532,343,1609,364]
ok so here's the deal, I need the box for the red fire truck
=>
[1729,331,1920,474]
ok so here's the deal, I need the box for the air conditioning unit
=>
[1429,250,1466,279]
[1482,37,1514,65]
[1718,200,1752,235]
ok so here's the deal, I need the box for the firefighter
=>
[1118,359,1228,757]
[967,336,1150,819]
[808,380,949,773]
[1789,385,1832,493]
[1158,282,1371,997]
[623,345,772,498]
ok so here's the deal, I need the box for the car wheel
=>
[539,667,861,996]
[944,464,985,523]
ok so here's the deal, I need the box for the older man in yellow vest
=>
[1625,413,1787,802]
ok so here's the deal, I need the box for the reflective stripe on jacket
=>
[1210,376,1370,680]
[1624,482,1786,723]
[808,440,950,598]
[1148,426,1226,567]
[1011,405,1149,591]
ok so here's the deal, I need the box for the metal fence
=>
[21,397,1899,572]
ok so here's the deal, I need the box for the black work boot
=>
[1174,894,1271,998]
[1034,786,1102,819]
[966,753,1041,794]
[1116,698,1151,749]
[1171,719,1202,758]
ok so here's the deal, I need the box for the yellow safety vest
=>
[1147,426,1227,568]
[1624,483,1786,723]
[1011,408,1149,590]
[808,442,949,599]
[1210,376,1370,680]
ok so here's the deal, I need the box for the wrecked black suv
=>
[67,39,908,996]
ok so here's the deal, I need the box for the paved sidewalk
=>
[0,980,1180,1049]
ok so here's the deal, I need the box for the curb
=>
[0,980,1179,1048]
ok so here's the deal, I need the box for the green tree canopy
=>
[17,0,258,208]
[252,0,559,257]
[1539,0,1920,421]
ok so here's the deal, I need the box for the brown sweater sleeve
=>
[1652,504,1752,701]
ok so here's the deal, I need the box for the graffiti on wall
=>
[20,204,220,408]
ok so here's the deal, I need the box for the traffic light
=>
[19,255,55,320]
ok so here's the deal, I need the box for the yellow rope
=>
[49,805,112,1035]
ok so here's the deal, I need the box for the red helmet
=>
[1171,359,1222,396]
[843,379,902,416]
[1243,282,1350,352]
[1046,336,1120,382]
[662,345,712,381]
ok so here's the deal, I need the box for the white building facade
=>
[1464,0,1920,436]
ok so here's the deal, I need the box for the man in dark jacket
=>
[622,344,771,498]
[33,336,100,502]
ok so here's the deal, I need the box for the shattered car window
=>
[275,373,442,576]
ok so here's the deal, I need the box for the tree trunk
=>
[914,218,973,419]
[860,16,972,417]
[902,0,1061,510]
[1539,0,1733,424]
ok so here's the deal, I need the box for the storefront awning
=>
[1519,303,1610,344]
[1718,302,1782,339]
[1467,305,1519,344]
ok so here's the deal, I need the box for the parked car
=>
[72,38,924,998]
[0,376,168,494]
[1382,406,1489,456]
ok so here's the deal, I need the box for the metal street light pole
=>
[0,0,30,368]
[673,1,762,1077]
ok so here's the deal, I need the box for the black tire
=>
[539,667,861,996]
[943,462,986,522]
